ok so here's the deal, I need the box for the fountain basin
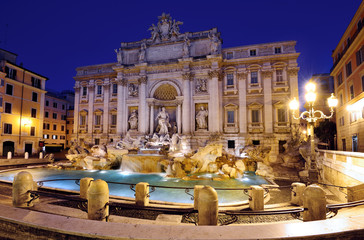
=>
[0,168,270,206]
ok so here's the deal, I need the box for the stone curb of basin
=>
[1,204,364,239]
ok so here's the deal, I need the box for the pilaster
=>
[238,72,247,134]
[262,70,273,133]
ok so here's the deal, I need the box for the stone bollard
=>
[88,179,109,221]
[198,186,218,226]
[194,185,204,210]
[135,182,149,206]
[12,171,34,207]
[80,177,94,199]
[249,186,264,211]
[39,152,43,159]
[7,151,12,159]
[303,184,326,221]
[291,182,306,206]
[24,152,29,159]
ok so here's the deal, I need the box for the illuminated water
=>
[0,168,269,204]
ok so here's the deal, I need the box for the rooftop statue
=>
[148,13,183,42]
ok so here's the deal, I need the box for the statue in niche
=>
[128,83,138,97]
[196,106,208,130]
[209,33,219,55]
[138,43,146,62]
[182,36,190,57]
[196,79,207,93]
[155,107,171,135]
[128,109,138,130]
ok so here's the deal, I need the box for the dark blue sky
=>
[0,0,362,96]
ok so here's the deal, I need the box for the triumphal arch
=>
[73,13,299,159]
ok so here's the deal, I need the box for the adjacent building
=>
[331,1,364,152]
[0,48,47,156]
[73,14,299,159]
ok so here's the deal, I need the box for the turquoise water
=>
[0,168,269,204]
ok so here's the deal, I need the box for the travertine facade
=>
[73,14,299,158]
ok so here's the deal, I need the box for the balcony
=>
[273,80,289,92]
[274,122,290,133]
[248,122,264,133]
[247,83,262,94]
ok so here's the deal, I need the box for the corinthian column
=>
[262,70,273,133]
[138,76,148,134]
[87,82,95,136]
[74,86,80,138]
[102,81,110,135]
[116,78,127,136]
[208,70,220,132]
[238,72,247,133]
[182,72,193,134]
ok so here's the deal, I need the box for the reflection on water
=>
[0,168,268,204]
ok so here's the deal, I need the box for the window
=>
[43,134,49,139]
[61,115,66,120]
[346,62,352,77]
[277,109,286,122]
[31,108,37,118]
[53,113,57,119]
[66,130,69,134]
[337,73,343,86]
[352,135,358,152]
[251,71,258,84]
[250,49,256,56]
[45,111,49,118]
[362,76,364,92]
[0,79,3,86]
[80,115,86,125]
[275,47,281,54]
[340,116,345,126]
[95,139,100,145]
[61,125,65,131]
[46,100,49,106]
[227,140,235,149]
[5,84,13,95]
[97,85,102,95]
[4,102,11,113]
[226,52,233,59]
[112,84,117,94]
[82,87,87,96]
[4,123,12,134]
[227,111,234,123]
[358,19,363,30]
[350,85,354,100]
[30,126,35,136]
[356,46,364,66]
[5,66,17,80]
[62,104,65,110]
[276,70,283,82]
[32,92,38,102]
[95,115,101,125]
[339,94,343,106]
[226,74,234,86]
[252,140,260,145]
[43,123,50,130]
[31,77,41,89]
[53,102,58,108]
[252,110,259,122]
[53,124,57,131]
[52,135,58,139]
[342,139,346,151]
[111,115,117,125]
[0,97,2,107]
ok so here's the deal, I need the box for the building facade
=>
[331,2,364,152]
[0,48,47,156]
[73,14,299,159]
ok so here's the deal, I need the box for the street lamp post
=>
[289,81,338,183]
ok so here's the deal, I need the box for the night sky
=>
[0,0,362,98]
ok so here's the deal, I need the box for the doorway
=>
[3,141,14,157]
[25,143,32,156]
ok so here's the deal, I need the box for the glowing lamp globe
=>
[289,98,299,110]
[305,91,316,103]
[305,81,316,92]
[327,93,338,108]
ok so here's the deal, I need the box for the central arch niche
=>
[153,84,178,100]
